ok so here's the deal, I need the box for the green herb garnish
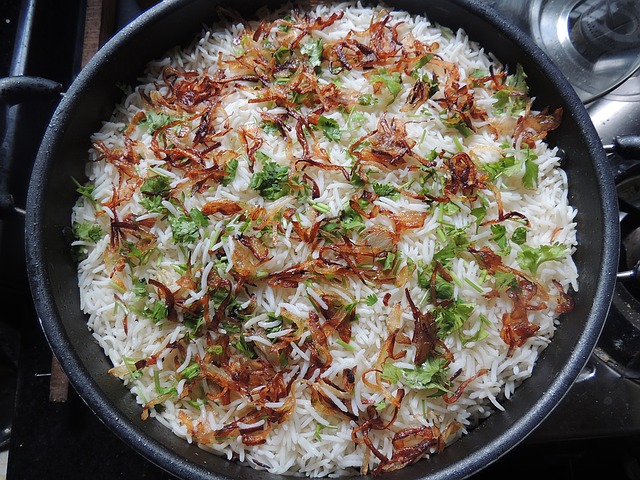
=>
[221,158,239,186]
[371,68,403,103]
[365,293,378,306]
[249,161,291,200]
[141,110,181,133]
[517,243,567,275]
[73,222,103,243]
[300,38,323,68]
[372,182,400,200]
[169,208,208,244]
[318,116,342,141]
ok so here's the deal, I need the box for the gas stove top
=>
[2,0,640,479]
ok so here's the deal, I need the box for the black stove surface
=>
[2,1,640,479]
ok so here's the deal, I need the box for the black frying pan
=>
[24,0,619,479]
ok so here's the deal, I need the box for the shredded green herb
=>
[370,68,403,103]
[372,182,400,200]
[73,222,103,243]
[517,243,567,275]
[141,110,181,133]
[300,38,323,68]
[382,358,451,396]
[249,161,291,200]
[221,158,239,186]
[318,116,342,142]
[169,208,209,244]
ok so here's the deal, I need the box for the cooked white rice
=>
[71,2,578,477]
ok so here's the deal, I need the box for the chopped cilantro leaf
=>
[357,94,377,106]
[318,116,342,141]
[401,357,451,394]
[120,240,155,267]
[449,119,474,137]
[140,194,166,213]
[211,287,231,309]
[517,243,568,275]
[249,161,291,200]
[434,273,455,300]
[255,150,271,163]
[141,175,171,196]
[482,149,538,189]
[507,63,529,92]
[433,300,474,337]
[381,362,403,383]
[482,155,518,181]
[492,90,527,115]
[460,313,490,344]
[512,226,527,245]
[132,278,149,299]
[190,207,209,227]
[350,172,367,188]
[169,209,208,244]
[73,222,103,243]
[71,221,104,260]
[184,311,205,337]
[261,121,280,135]
[494,271,518,291]
[382,358,451,395]
[382,251,396,271]
[72,177,95,202]
[221,158,239,186]
[135,299,168,324]
[372,182,400,200]
[339,205,365,232]
[300,38,323,68]
[490,224,510,254]
[371,68,403,103]
[492,64,529,115]
[141,110,181,133]
[425,74,440,98]
[523,156,538,189]
[433,227,470,264]
[221,321,242,334]
[471,203,487,225]
[139,175,171,212]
